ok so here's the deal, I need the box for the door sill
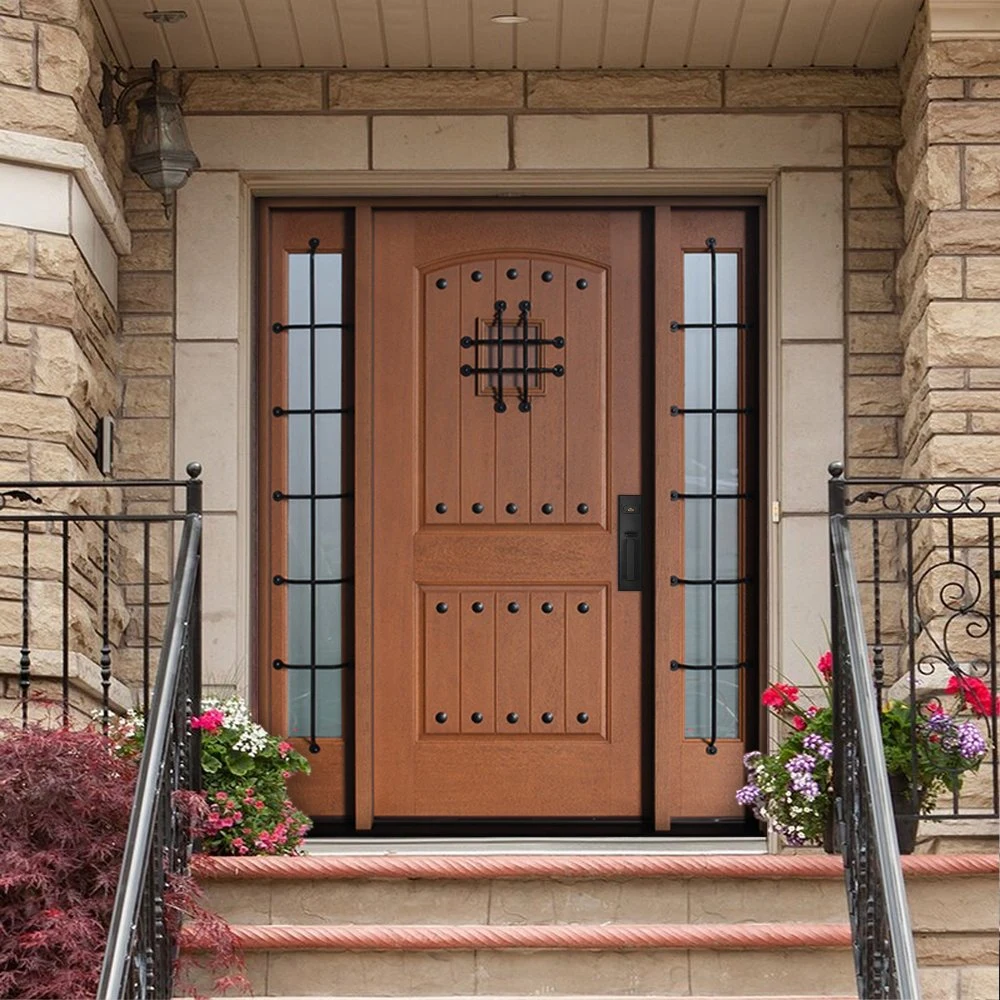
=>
[301,836,767,856]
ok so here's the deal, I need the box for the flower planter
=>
[823,775,918,855]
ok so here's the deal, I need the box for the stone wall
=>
[898,9,1000,477]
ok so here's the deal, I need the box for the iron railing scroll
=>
[829,463,921,1000]
[98,464,204,1000]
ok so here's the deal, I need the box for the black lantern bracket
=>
[99,59,200,215]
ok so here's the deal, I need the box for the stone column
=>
[897,2,1000,477]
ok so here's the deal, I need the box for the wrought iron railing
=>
[98,503,202,999]
[0,466,204,999]
[829,475,921,1000]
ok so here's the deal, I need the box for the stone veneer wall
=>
[0,0,131,705]
[898,8,1000,477]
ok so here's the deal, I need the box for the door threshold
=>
[301,836,767,856]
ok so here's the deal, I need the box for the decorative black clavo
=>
[460,299,565,414]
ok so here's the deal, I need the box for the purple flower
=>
[926,711,952,734]
[957,721,987,760]
[736,783,760,806]
[803,733,833,760]
[742,750,762,768]
[786,753,816,775]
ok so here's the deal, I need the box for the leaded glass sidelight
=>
[272,242,353,750]
[670,238,754,753]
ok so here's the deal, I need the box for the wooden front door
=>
[371,210,645,820]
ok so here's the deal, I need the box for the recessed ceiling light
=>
[143,10,188,23]
[491,13,529,24]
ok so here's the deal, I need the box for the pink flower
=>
[191,708,225,733]
[791,715,806,731]
[232,837,244,847]
[817,651,833,680]
[761,683,799,709]
[278,741,293,757]
[214,791,227,802]
[806,705,820,717]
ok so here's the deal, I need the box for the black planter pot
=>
[823,775,919,855]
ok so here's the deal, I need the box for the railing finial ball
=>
[186,462,203,479]
[828,461,845,479]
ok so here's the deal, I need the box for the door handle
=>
[618,495,642,591]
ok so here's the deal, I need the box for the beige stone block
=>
[850,146,894,166]
[928,78,965,100]
[331,71,522,110]
[653,113,841,168]
[928,39,1000,77]
[487,878,688,925]
[726,69,899,108]
[849,375,904,416]
[528,69,720,109]
[848,209,903,249]
[928,101,1000,144]
[779,172,843,340]
[118,230,172,273]
[850,313,900,353]
[907,876,999,933]
[925,255,963,298]
[849,416,898,457]
[5,321,32,346]
[928,212,1000,254]
[0,344,30,390]
[925,144,962,210]
[849,271,894,312]
[122,378,170,418]
[0,36,33,87]
[969,79,1000,100]
[922,434,1000,476]
[847,109,902,147]
[267,878,489,925]
[927,367,966,389]
[687,878,847,924]
[19,0,80,26]
[960,964,1000,999]
[37,23,89,99]
[0,84,77,141]
[114,418,170,479]
[118,272,173,314]
[967,146,1000,209]
[967,256,1000,298]
[970,412,1000,433]
[186,115,368,171]
[0,389,74,442]
[925,301,1000,366]
[199,879,272,925]
[917,932,999,966]
[176,172,239,341]
[175,342,238,510]
[123,209,171,233]
[32,232,78,282]
[122,314,172,337]
[781,343,843,512]
[122,338,172,377]
[849,354,901,375]
[848,250,896,271]
[476,950,689,996]
[180,71,323,113]
[5,276,75,327]
[918,965,961,1000]
[372,115,509,170]
[516,114,647,169]
[0,225,29,272]
[32,326,90,406]
[848,168,897,208]
[0,16,35,40]
[689,947,855,996]
[267,950,478,996]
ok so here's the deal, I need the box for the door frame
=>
[254,195,769,832]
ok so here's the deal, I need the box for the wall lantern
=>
[99,59,199,213]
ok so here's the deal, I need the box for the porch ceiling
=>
[92,0,920,72]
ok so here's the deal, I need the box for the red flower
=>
[191,708,225,733]
[946,675,998,717]
[817,651,833,680]
[761,682,799,709]
[791,715,807,731]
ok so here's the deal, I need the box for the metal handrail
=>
[830,512,921,1000]
[97,512,203,1000]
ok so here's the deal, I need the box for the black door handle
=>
[618,495,641,591]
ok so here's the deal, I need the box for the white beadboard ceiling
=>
[91,0,921,71]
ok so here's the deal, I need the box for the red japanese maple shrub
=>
[0,723,246,999]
